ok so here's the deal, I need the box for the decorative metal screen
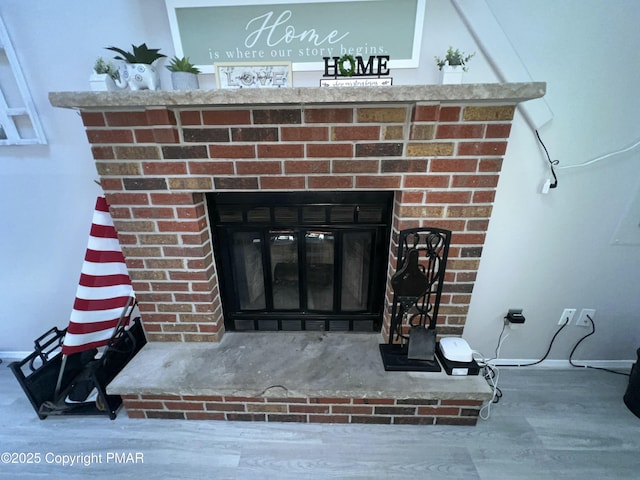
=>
[208,192,393,332]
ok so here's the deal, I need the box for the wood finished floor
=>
[1,361,638,479]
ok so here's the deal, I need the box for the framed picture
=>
[165,0,426,74]
[215,61,293,89]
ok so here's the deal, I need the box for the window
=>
[0,15,46,146]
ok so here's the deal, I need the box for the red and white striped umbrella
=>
[62,196,134,355]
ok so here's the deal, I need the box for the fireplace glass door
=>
[209,192,392,332]
[270,230,300,310]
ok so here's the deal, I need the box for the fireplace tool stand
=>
[9,313,146,420]
[380,227,451,372]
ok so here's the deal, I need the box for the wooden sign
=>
[320,54,393,87]
[165,0,426,73]
[215,61,292,88]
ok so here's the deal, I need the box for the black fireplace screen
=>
[207,192,393,332]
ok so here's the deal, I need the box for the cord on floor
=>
[476,313,631,420]
[569,315,630,377]
[472,350,502,420]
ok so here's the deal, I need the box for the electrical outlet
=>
[558,308,576,325]
[576,309,596,327]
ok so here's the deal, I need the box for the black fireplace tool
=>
[391,248,435,361]
[380,227,451,372]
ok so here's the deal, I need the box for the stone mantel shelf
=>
[49,82,545,110]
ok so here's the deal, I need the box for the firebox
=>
[208,191,393,332]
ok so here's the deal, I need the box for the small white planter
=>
[120,63,161,91]
[171,72,199,91]
[89,73,117,91]
[440,65,465,85]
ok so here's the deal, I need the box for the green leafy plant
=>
[93,57,119,80]
[166,56,201,74]
[435,47,476,72]
[105,43,166,65]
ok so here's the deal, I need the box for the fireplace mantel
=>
[49,82,545,109]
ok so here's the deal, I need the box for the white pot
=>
[171,71,199,91]
[89,73,117,91]
[440,65,465,84]
[115,63,161,91]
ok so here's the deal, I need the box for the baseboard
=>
[2,351,634,370]
[0,351,31,362]
[492,359,634,370]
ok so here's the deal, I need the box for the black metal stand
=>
[380,227,451,372]
[379,344,441,372]
[9,318,146,420]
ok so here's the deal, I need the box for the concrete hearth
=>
[109,333,492,425]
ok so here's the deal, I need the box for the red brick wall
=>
[122,393,483,425]
[81,102,515,342]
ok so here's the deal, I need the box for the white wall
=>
[1,0,638,362]
[465,0,640,362]
[0,0,174,353]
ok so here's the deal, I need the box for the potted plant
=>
[166,56,201,90]
[90,57,119,91]
[105,43,166,91]
[434,47,475,84]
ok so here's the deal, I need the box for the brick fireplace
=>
[50,83,544,424]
